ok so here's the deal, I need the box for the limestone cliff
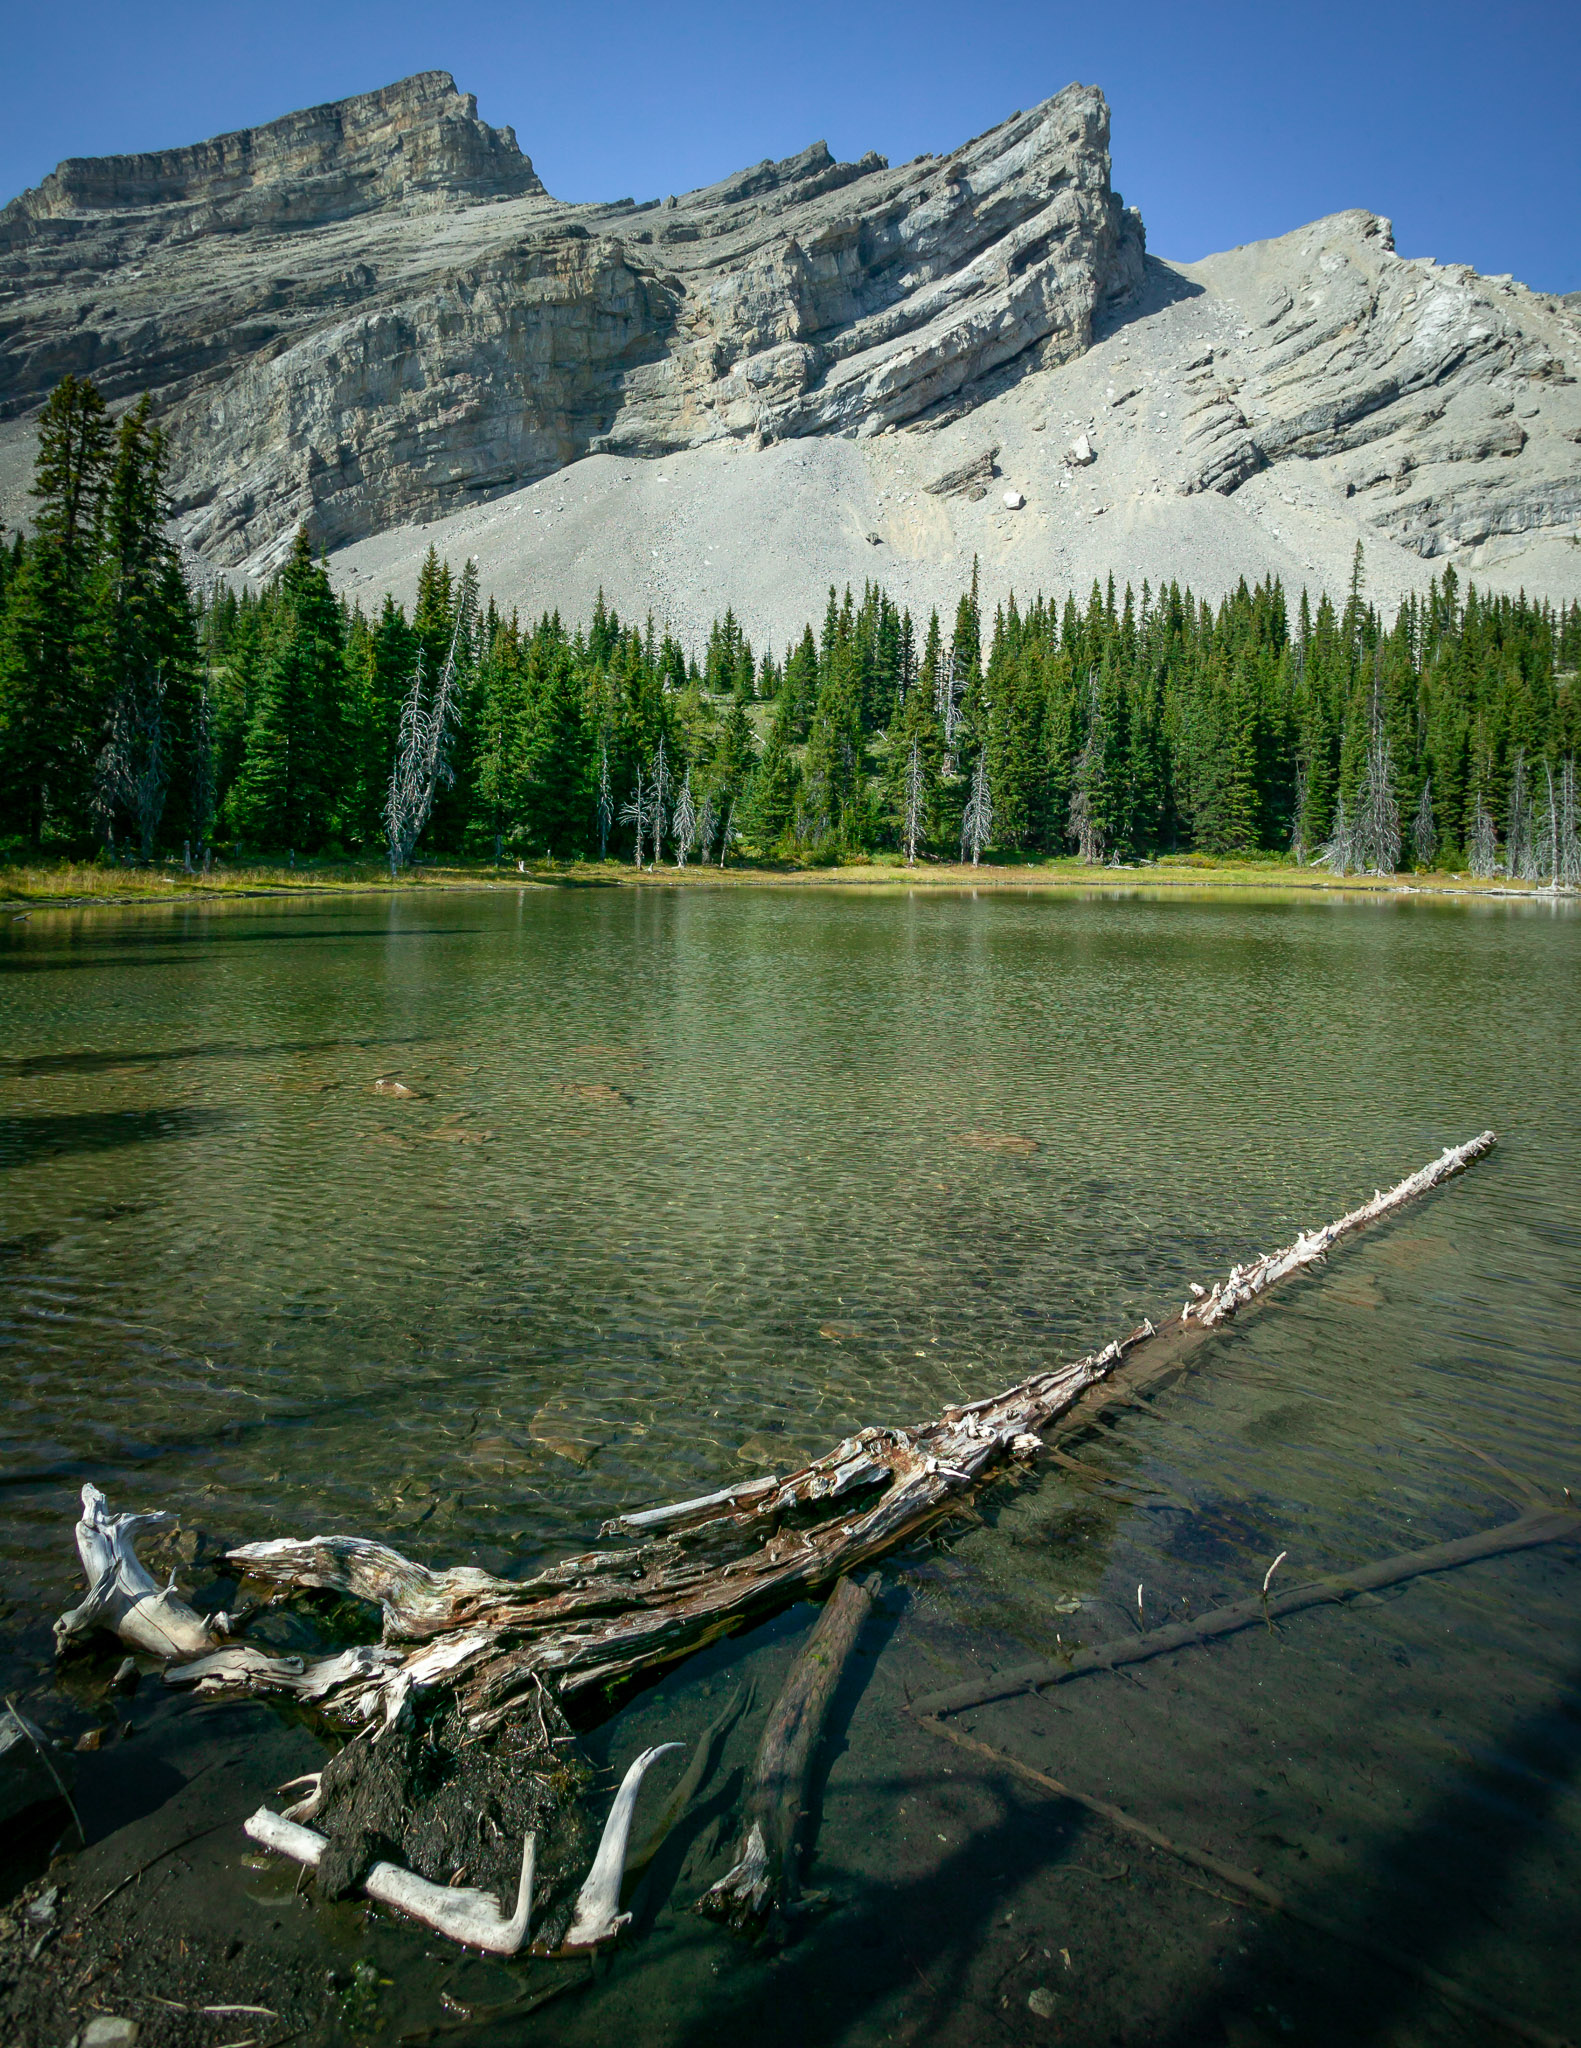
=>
[0,74,1142,571]
[0,74,1575,601]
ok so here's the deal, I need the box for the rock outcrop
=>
[0,73,1143,571]
[1180,212,1581,558]
[1,76,1575,598]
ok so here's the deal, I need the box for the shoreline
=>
[2,857,1575,915]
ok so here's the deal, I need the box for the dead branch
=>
[244,1807,537,1956]
[910,1502,1581,1719]
[559,1745,682,1949]
[700,1574,875,1932]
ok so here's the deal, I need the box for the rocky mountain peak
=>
[0,75,1143,568]
[0,71,543,248]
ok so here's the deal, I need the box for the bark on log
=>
[910,1503,1581,1719]
[699,1574,876,1933]
[192,1134,1492,1732]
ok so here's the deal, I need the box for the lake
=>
[1,882,1577,2047]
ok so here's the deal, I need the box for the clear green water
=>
[2,883,1578,2043]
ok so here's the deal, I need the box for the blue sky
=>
[1,0,1577,291]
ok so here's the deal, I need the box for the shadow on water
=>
[632,1645,1581,2048]
[0,1034,426,1077]
[650,1778,1092,2048]
[0,927,479,971]
[0,1105,234,1168]
[1157,1647,1581,2047]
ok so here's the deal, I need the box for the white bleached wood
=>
[561,1744,683,1949]
[244,1806,537,1955]
[1181,1131,1496,1327]
[211,1137,1495,1732]
[54,1484,224,1660]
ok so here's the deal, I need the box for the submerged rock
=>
[958,1129,1040,1155]
[78,2020,140,2048]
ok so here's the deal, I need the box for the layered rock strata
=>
[0,73,1143,570]
[1179,213,1581,558]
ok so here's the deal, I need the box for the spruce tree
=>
[0,374,113,844]
[226,531,347,853]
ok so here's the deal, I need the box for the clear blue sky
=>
[1,0,1576,291]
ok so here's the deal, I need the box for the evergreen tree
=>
[0,375,113,844]
[226,531,348,852]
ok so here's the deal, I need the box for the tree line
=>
[3,373,1579,881]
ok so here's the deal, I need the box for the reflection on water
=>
[1,883,1577,2041]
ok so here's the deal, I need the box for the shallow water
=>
[2,883,1578,2045]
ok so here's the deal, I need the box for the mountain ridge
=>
[0,72,1576,634]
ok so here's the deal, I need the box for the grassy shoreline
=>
[2,852,1571,911]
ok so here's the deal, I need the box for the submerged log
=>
[919,1720,1574,2048]
[625,1682,753,1880]
[700,1573,875,1933]
[212,1133,1496,1732]
[910,1502,1581,1719]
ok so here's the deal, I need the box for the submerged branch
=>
[909,1500,1580,1719]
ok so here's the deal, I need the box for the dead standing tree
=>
[960,751,992,865]
[386,561,479,876]
[902,739,926,865]
[1067,669,1107,865]
[52,1135,1508,1948]
[597,737,614,861]
[1469,792,1500,879]
[672,770,698,867]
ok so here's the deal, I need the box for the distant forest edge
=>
[3,375,1580,883]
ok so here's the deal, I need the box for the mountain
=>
[1,72,1577,642]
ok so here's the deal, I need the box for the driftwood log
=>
[700,1573,876,1933]
[54,1484,226,1660]
[190,1131,1497,1736]
[52,1133,1499,1952]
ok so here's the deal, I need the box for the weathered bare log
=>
[214,1134,1496,1735]
[559,1745,682,1949]
[244,1806,537,1955]
[54,1484,226,1660]
[1177,1129,1496,1328]
[910,1502,1581,1719]
[700,1573,876,1933]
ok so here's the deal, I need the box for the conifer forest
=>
[3,374,1579,882]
